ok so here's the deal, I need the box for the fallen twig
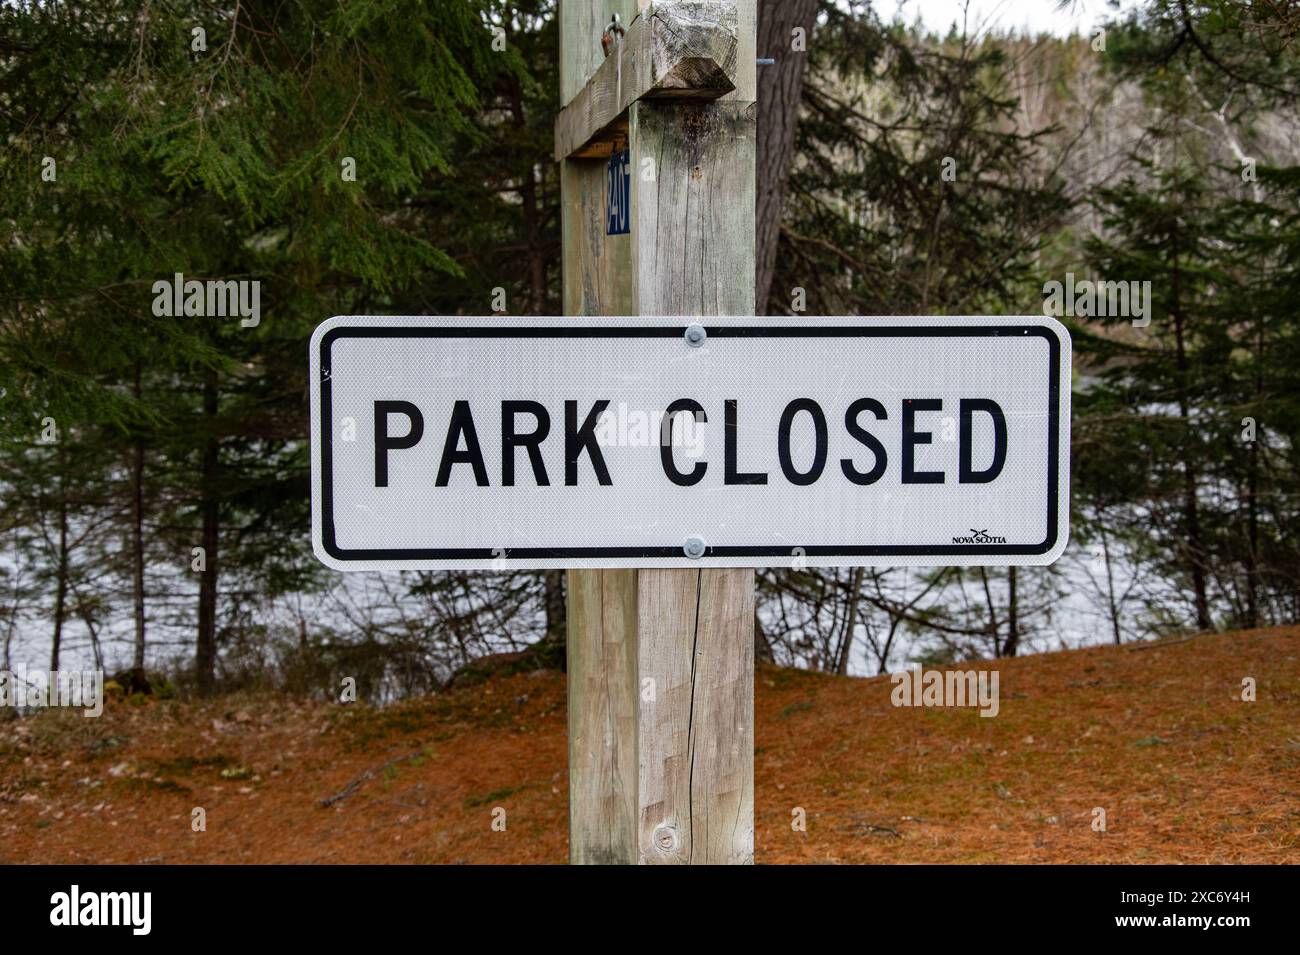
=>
[318,751,422,808]
[845,818,902,838]
[1126,636,1201,652]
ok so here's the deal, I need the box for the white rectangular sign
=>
[310,316,1070,570]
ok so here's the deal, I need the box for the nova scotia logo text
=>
[952,528,1007,545]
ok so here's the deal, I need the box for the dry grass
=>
[1,626,1296,864]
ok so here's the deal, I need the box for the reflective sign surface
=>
[310,316,1071,570]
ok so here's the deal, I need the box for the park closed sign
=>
[309,316,1071,570]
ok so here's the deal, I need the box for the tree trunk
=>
[1245,438,1259,628]
[754,607,774,664]
[1172,351,1212,630]
[50,470,69,673]
[836,566,864,674]
[131,360,147,673]
[1244,322,1263,629]
[1101,525,1122,644]
[75,591,104,672]
[978,566,1001,658]
[1180,457,1211,630]
[543,569,565,644]
[195,370,220,695]
[1169,241,1212,632]
[509,74,547,315]
[878,617,901,675]
[1001,567,1019,657]
[755,0,818,314]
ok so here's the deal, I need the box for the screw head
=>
[684,323,706,347]
[683,536,706,559]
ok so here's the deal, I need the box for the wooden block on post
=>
[555,1,741,161]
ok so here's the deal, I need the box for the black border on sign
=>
[317,325,1063,561]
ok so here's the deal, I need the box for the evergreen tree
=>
[1069,0,1300,634]
[0,0,505,690]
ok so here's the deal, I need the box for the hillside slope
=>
[2,627,1296,864]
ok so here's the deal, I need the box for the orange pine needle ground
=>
[2,626,1296,864]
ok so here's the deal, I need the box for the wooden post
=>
[558,0,757,864]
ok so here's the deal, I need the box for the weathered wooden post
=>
[557,0,757,864]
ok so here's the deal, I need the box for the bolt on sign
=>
[310,315,1071,571]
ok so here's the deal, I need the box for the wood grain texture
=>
[637,569,754,863]
[556,1,741,161]
[630,99,756,315]
[754,0,816,312]
[566,569,639,864]
[560,156,634,316]
[561,0,756,865]
[560,0,640,106]
[720,0,755,103]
